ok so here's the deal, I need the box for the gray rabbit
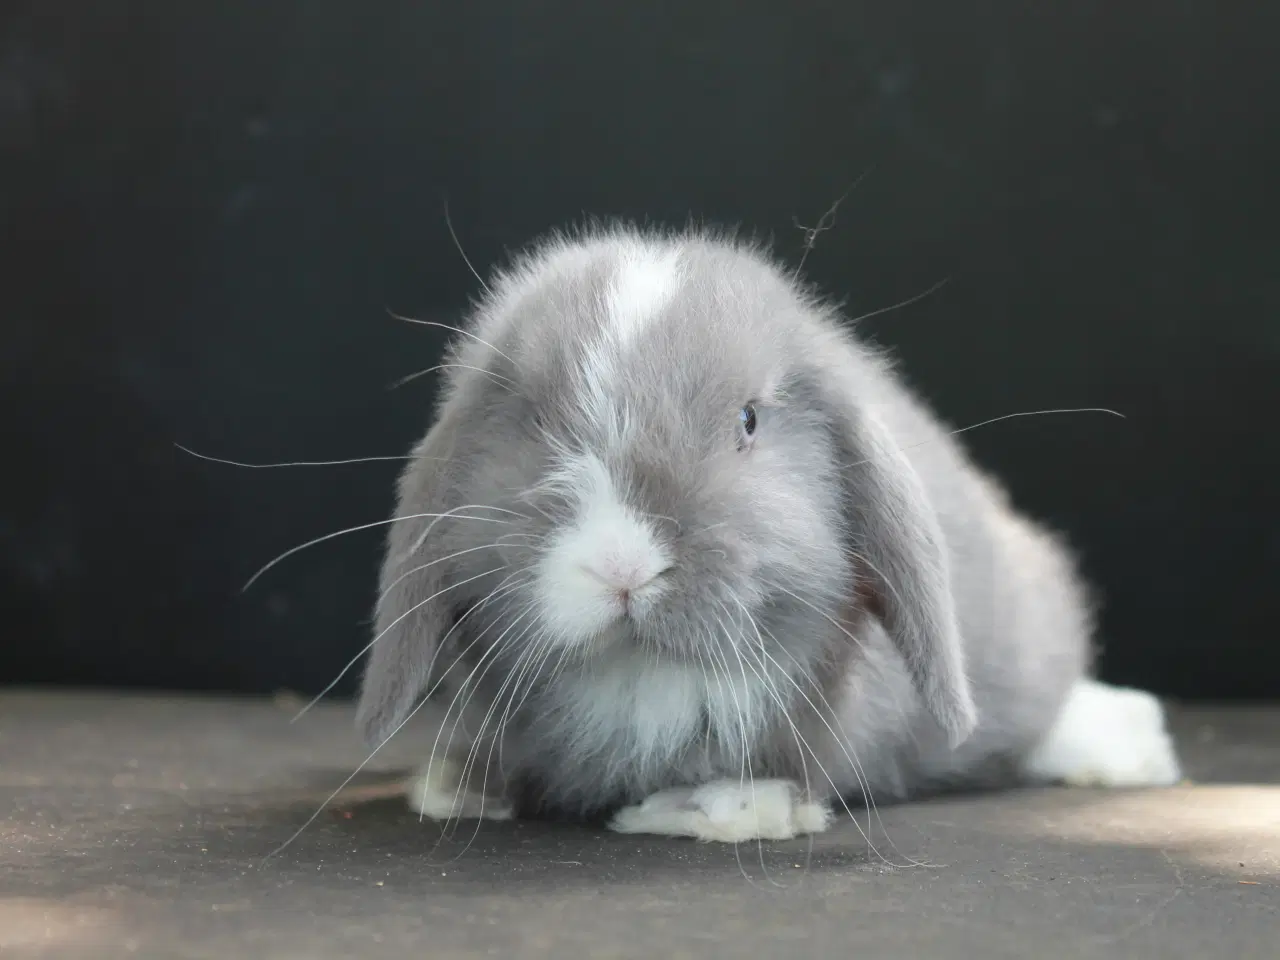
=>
[356,224,1181,841]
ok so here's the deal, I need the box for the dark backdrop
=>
[2,2,1276,701]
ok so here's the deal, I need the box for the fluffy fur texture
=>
[356,224,1182,841]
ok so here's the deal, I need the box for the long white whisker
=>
[442,197,493,297]
[422,602,538,834]
[754,585,931,869]
[692,643,717,766]
[701,615,768,887]
[719,591,820,883]
[710,605,783,889]
[492,626,553,780]
[174,443,419,469]
[840,407,1125,471]
[432,615,546,853]
[385,314,512,366]
[289,566,510,724]
[504,627,560,729]
[845,276,952,326]
[398,504,533,565]
[768,580,868,654]
[260,655,471,865]
[410,575,532,713]
[443,616,542,844]
[387,362,519,392]
[544,631,581,687]
[747,610,881,849]
[374,543,516,610]
[244,510,515,591]
[753,628,901,867]
[456,618,544,791]
[259,581,534,864]
[695,620,755,886]
[456,624,559,857]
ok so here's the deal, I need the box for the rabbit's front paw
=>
[406,756,513,822]
[608,779,831,842]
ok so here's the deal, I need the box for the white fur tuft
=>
[1022,678,1182,787]
[605,245,682,346]
[608,778,832,842]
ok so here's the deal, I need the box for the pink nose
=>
[581,562,667,605]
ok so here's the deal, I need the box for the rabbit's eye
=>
[738,402,758,446]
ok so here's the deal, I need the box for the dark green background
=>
[2,2,1275,699]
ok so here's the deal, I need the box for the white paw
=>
[405,756,513,822]
[1022,678,1182,788]
[607,779,832,842]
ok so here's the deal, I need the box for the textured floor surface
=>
[1,690,1276,959]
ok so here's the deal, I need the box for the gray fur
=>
[356,223,1094,818]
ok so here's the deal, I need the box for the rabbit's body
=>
[358,225,1180,840]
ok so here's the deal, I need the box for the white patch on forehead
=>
[576,242,683,439]
[605,246,682,345]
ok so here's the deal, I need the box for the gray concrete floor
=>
[1,690,1276,959]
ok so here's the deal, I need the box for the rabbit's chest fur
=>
[517,646,787,804]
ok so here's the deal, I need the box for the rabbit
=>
[354,223,1182,842]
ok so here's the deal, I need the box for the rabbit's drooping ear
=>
[354,398,469,747]
[822,376,978,746]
